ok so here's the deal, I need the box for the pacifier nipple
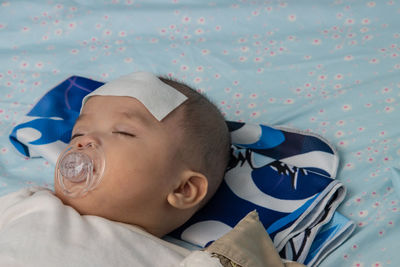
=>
[56,144,105,198]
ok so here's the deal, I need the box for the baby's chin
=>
[53,182,107,219]
[54,183,73,206]
[55,190,91,217]
[54,181,87,211]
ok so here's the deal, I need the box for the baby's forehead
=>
[82,95,140,109]
[81,94,185,124]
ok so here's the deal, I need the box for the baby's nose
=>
[75,135,99,148]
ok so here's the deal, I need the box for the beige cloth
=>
[205,210,305,267]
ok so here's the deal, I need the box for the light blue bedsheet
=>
[0,1,399,266]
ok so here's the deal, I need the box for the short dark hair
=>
[159,76,231,205]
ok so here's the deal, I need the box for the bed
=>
[0,1,399,266]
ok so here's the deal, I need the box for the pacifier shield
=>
[56,144,105,198]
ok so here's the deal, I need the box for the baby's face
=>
[54,95,184,227]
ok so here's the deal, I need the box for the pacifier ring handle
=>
[59,152,92,183]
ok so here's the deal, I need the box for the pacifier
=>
[55,143,105,198]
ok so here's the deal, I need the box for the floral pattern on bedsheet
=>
[0,1,399,266]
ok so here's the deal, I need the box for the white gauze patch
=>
[81,72,188,121]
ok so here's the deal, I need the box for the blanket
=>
[1,1,400,266]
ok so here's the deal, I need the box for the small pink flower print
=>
[284,98,294,104]
[312,39,322,45]
[342,104,352,111]
[288,14,296,22]
[344,55,354,61]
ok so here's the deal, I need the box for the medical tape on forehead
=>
[81,72,188,121]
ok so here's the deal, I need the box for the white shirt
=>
[0,187,190,267]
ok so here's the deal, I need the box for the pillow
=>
[9,76,355,266]
[171,121,353,266]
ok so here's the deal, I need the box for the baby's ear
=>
[167,171,208,210]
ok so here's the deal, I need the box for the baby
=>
[54,72,231,238]
[0,72,232,267]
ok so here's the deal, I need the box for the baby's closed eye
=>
[112,131,136,137]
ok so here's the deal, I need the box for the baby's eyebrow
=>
[120,111,152,129]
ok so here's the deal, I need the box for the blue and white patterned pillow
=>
[9,76,355,266]
[172,121,353,265]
